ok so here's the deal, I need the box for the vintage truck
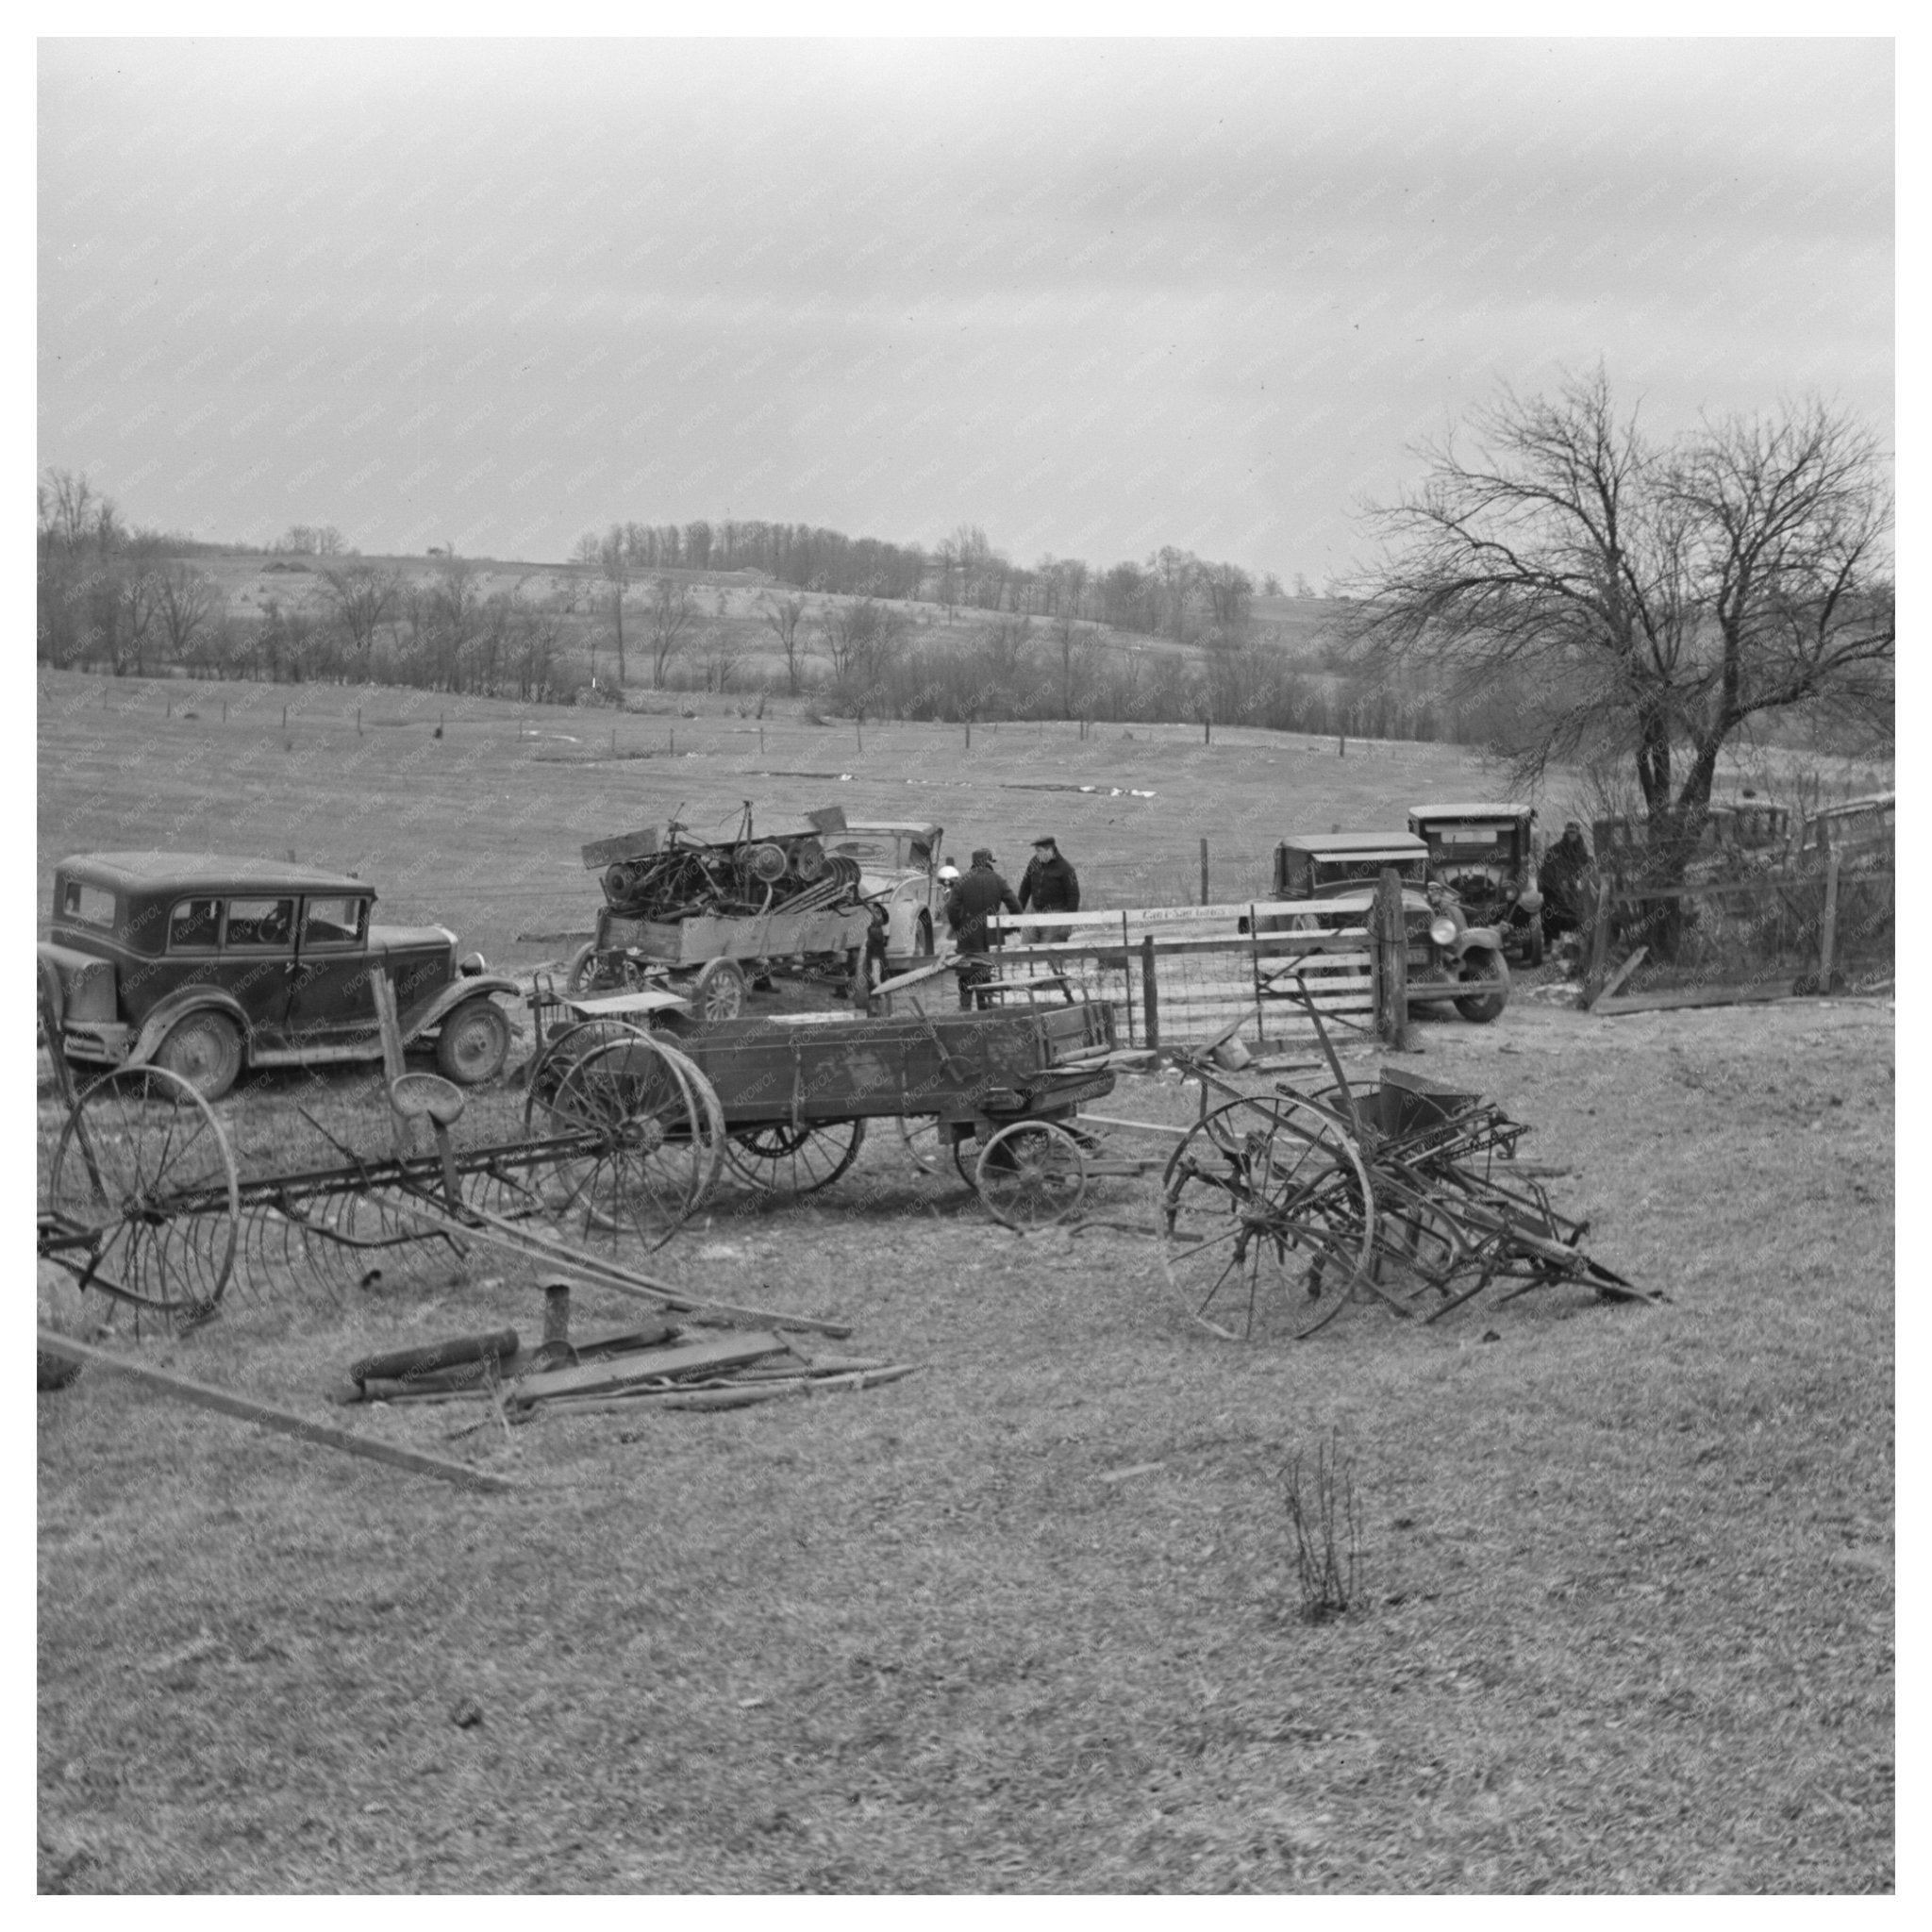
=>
[1269,831,1510,1023]
[38,853,520,1100]
[1406,802,1545,966]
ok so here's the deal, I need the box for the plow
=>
[1158,982,1655,1337]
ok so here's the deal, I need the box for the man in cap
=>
[945,847,1021,1008]
[1538,820,1594,944]
[1018,834,1081,946]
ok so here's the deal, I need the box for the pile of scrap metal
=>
[332,1319,914,1418]
[591,809,862,924]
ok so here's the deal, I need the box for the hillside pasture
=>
[35,673,1892,1892]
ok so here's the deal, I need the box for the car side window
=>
[301,896,367,949]
[168,897,222,951]
[225,896,295,949]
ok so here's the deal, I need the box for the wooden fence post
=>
[1373,867,1412,1050]
[370,974,410,1158]
[1121,910,1135,1048]
[1141,934,1159,1052]
[1817,851,1842,988]
[1200,838,1209,907]
[1583,877,1615,1006]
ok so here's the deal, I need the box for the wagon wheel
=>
[525,1016,653,1112]
[724,1119,867,1196]
[525,1027,724,1250]
[974,1120,1087,1230]
[951,1127,983,1191]
[565,942,651,998]
[46,1064,240,1316]
[898,1113,944,1175]
[1160,1096,1374,1340]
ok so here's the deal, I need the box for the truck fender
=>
[1445,925,1505,962]
[399,974,523,1044]
[129,990,256,1067]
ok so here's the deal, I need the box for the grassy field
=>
[36,675,1892,1892]
[35,670,1891,973]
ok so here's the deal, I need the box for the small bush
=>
[1283,1433,1363,1623]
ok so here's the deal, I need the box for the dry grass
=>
[37,998,1892,1893]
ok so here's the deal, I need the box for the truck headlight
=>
[1429,915,1458,948]
[458,951,487,976]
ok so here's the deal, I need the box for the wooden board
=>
[36,1331,513,1494]
[582,827,660,868]
[509,1332,791,1403]
[1592,982,1797,1016]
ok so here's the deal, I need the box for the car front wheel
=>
[153,1010,243,1101]
[1453,949,1509,1024]
[435,999,512,1085]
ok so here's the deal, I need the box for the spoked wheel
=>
[1160,1095,1375,1340]
[565,942,651,998]
[691,958,748,1024]
[724,1119,867,1196]
[525,1026,724,1249]
[898,1113,944,1175]
[47,1065,240,1316]
[951,1129,982,1191]
[974,1119,1088,1230]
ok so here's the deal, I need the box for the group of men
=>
[941,835,1079,1008]
[929,820,1595,1008]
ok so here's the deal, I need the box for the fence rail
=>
[966,901,1376,1046]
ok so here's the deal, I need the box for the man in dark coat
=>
[1538,821,1594,942]
[1018,835,1080,945]
[946,847,1020,1008]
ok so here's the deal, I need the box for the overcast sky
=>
[38,37,1892,586]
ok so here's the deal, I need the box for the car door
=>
[218,894,300,1045]
[283,895,378,1044]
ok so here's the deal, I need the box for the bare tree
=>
[1346,370,1893,884]
[154,560,221,664]
[572,530,602,567]
[321,561,400,665]
[758,592,809,695]
[646,575,697,687]
[430,553,481,691]
[818,597,908,721]
[1050,611,1101,718]
[599,527,633,686]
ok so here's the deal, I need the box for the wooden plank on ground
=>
[1587,945,1649,1011]
[1592,983,1794,1016]
[36,1330,514,1494]
[509,1331,791,1402]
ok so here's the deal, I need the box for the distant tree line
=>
[572,517,1269,643]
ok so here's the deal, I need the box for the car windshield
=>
[1313,858,1425,890]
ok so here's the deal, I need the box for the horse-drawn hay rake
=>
[35,1015,740,1325]
[1158,994,1655,1337]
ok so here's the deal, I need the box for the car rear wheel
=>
[1453,949,1509,1024]
[153,1010,243,1101]
[435,999,511,1085]
[691,958,747,1024]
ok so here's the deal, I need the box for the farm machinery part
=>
[568,810,879,1015]
[1158,978,1654,1338]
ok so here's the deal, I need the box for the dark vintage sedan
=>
[38,853,521,1100]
